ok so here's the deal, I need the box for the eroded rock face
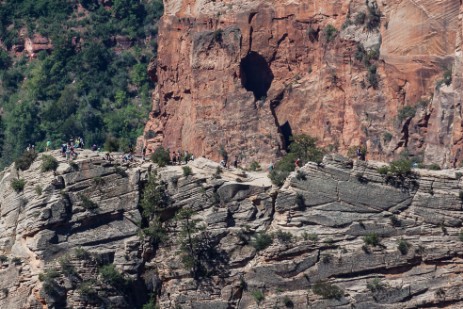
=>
[3,152,463,308]
[144,0,463,166]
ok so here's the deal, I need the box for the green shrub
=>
[79,280,99,302]
[363,233,380,247]
[367,277,385,292]
[14,151,38,171]
[11,178,26,193]
[0,255,8,263]
[79,194,98,211]
[355,12,366,25]
[428,163,441,170]
[38,268,60,282]
[377,165,389,175]
[308,233,318,242]
[366,4,381,31]
[397,106,416,123]
[368,64,379,88]
[383,132,393,143]
[251,290,265,305]
[251,232,273,251]
[275,230,293,242]
[151,146,170,167]
[93,176,105,186]
[35,185,43,196]
[312,281,343,300]
[41,155,59,172]
[397,238,410,255]
[99,264,126,287]
[182,166,193,176]
[270,134,324,186]
[249,161,261,171]
[11,257,21,265]
[104,136,120,152]
[140,173,169,219]
[59,256,76,276]
[324,24,337,42]
[74,247,91,260]
[389,159,412,176]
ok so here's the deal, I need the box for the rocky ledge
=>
[1,151,463,308]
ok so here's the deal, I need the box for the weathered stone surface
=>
[144,0,463,169]
[3,151,463,308]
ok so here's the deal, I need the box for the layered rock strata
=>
[2,152,463,307]
[144,0,463,166]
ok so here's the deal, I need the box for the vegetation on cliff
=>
[0,0,163,168]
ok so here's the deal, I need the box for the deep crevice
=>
[239,51,274,100]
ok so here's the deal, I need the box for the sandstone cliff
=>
[144,0,463,166]
[2,152,463,308]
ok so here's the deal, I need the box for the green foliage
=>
[142,219,167,246]
[11,257,21,265]
[41,155,58,172]
[275,230,293,242]
[14,151,38,171]
[367,277,385,292]
[104,136,120,152]
[251,290,265,305]
[397,238,410,255]
[366,4,381,31]
[383,132,393,143]
[368,64,379,88]
[324,24,337,42]
[38,268,60,282]
[151,146,170,167]
[176,208,208,278]
[249,161,261,171]
[428,163,441,170]
[11,178,26,193]
[74,247,91,260]
[142,295,159,309]
[0,1,164,169]
[312,281,343,300]
[59,256,76,277]
[182,166,193,176]
[363,233,380,247]
[79,194,98,211]
[378,159,413,178]
[251,232,273,251]
[354,12,366,25]
[270,134,324,186]
[397,106,416,123]
[78,280,99,302]
[140,173,169,219]
[0,255,8,263]
[35,185,43,196]
[99,264,126,287]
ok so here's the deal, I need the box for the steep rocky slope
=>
[144,0,463,166]
[2,152,463,308]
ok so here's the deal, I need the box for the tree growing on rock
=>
[269,134,325,186]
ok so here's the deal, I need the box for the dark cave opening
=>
[279,120,293,150]
[240,51,274,100]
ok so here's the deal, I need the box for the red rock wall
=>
[144,0,463,166]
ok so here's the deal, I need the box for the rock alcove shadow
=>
[240,51,274,100]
